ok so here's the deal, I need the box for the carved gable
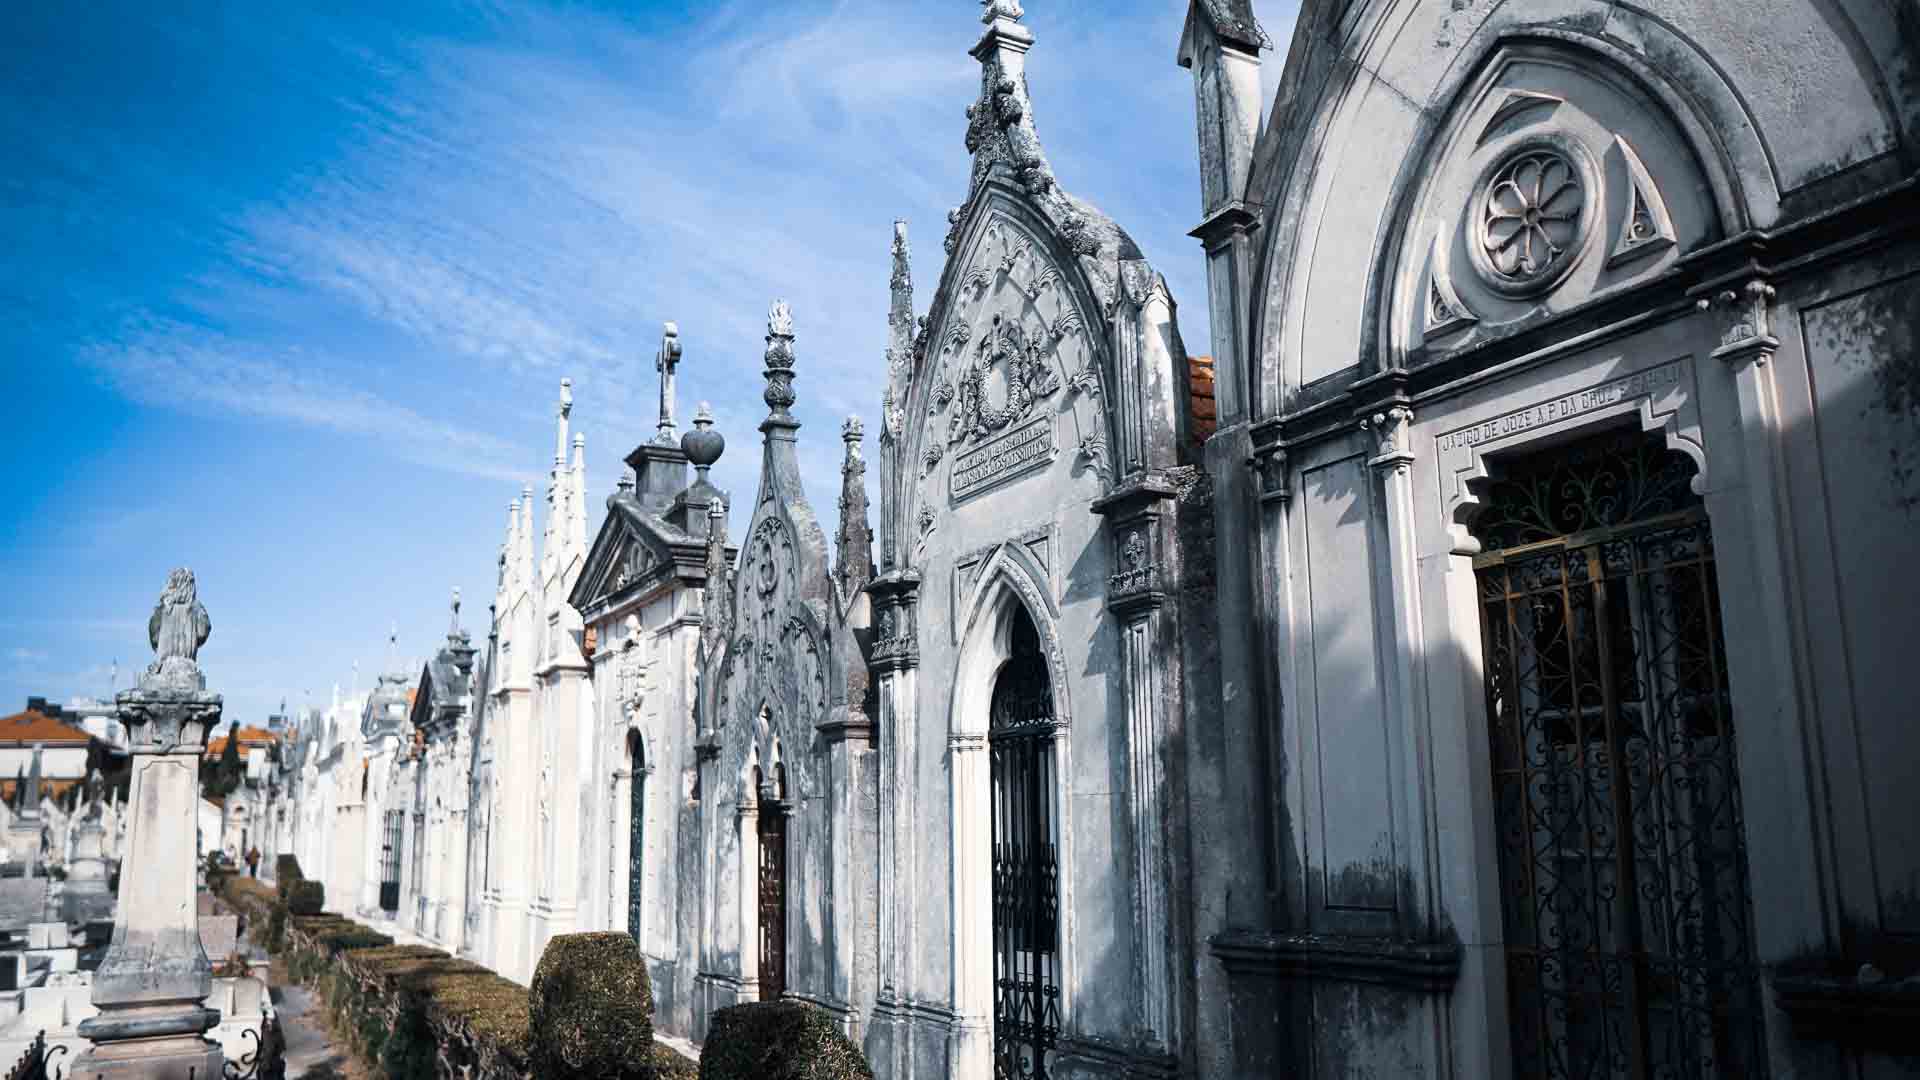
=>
[573,514,673,615]
[901,206,1116,561]
[1389,42,1720,365]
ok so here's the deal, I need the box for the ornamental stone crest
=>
[948,313,1062,446]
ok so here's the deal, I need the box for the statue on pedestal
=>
[74,568,225,1078]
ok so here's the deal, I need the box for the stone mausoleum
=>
[263,1,1920,1077]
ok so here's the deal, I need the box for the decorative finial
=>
[982,0,1024,23]
[763,301,797,422]
[450,587,462,634]
[656,322,683,445]
[617,467,636,494]
[843,414,865,455]
[682,401,725,478]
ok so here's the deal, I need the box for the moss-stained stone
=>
[530,931,656,1079]
[699,1002,874,1080]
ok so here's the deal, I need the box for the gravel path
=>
[272,982,356,1080]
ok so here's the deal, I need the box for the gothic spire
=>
[836,415,874,606]
[887,220,914,375]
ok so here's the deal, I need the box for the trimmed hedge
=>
[271,906,689,1080]
[699,1002,874,1080]
[530,932,655,1079]
[274,854,303,898]
[287,879,326,916]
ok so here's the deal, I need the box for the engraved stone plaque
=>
[950,415,1055,502]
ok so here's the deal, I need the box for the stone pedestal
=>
[72,656,224,1080]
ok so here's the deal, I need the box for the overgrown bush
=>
[530,932,655,1079]
[288,879,325,916]
[699,1002,873,1080]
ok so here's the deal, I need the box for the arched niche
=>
[1380,36,1738,368]
[1246,8,1788,413]
[944,560,1077,1072]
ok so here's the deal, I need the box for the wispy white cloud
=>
[81,317,535,485]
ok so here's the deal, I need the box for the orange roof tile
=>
[0,711,92,746]
[1188,355,1218,445]
[205,725,279,759]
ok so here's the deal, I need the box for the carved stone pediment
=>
[574,516,672,613]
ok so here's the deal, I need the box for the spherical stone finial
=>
[682,401,725,469]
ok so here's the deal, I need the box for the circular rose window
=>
[1469,137,1597,298]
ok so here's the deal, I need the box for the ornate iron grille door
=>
[379,809,403,913]
[1473,429,1765,1079]
[990,607,1060,1080]
[757,804,787,1000]
[628,761,644,944]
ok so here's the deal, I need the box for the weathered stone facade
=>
[568,323,737,1036]
[1181,0,1920,1075]
[254,4,1920,1077]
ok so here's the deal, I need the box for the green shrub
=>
[265,903,287,953]
[529,932,655,1079]
[652,1042,699,1080]
[288,879,325,916]
[426,970,533,1062]
[314,926,393,954]
[275,854,303,899]
[699,1002,873,1080]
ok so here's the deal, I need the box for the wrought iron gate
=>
[990,607,1060,1080]
[628,741,644,944]
[756,767,787,1001]
[1472,428,1765,1079]
[379,809,403,914]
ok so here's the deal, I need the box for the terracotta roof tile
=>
[0,711,93,746]
[1188,354,1218,444]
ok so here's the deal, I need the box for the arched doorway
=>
[627,731,645,944]
[989,605,1060,1080]
[756,763,789,1001]
[1471,426,1764,1078]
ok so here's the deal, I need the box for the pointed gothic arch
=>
[946,563,1075,1076]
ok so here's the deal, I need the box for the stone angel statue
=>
[148,568,211,665]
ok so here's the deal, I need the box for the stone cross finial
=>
[556,379,574,465]
[657,322,683,444]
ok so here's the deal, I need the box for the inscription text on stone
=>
[951,415,1054,501]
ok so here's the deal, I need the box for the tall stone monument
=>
[73,568,224,1078]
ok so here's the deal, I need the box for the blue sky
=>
[0,0,1296,729]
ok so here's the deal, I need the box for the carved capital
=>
[867,569,923,674]
[1696,279,1779,368]
[1251,445,1290,505]
[115,689,222,755]
[1362,405,1416,475]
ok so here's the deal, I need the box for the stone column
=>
[75,570,224,1079]
[1093,479,1178,1049]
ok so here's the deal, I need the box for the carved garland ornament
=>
[948,313,1062,446]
